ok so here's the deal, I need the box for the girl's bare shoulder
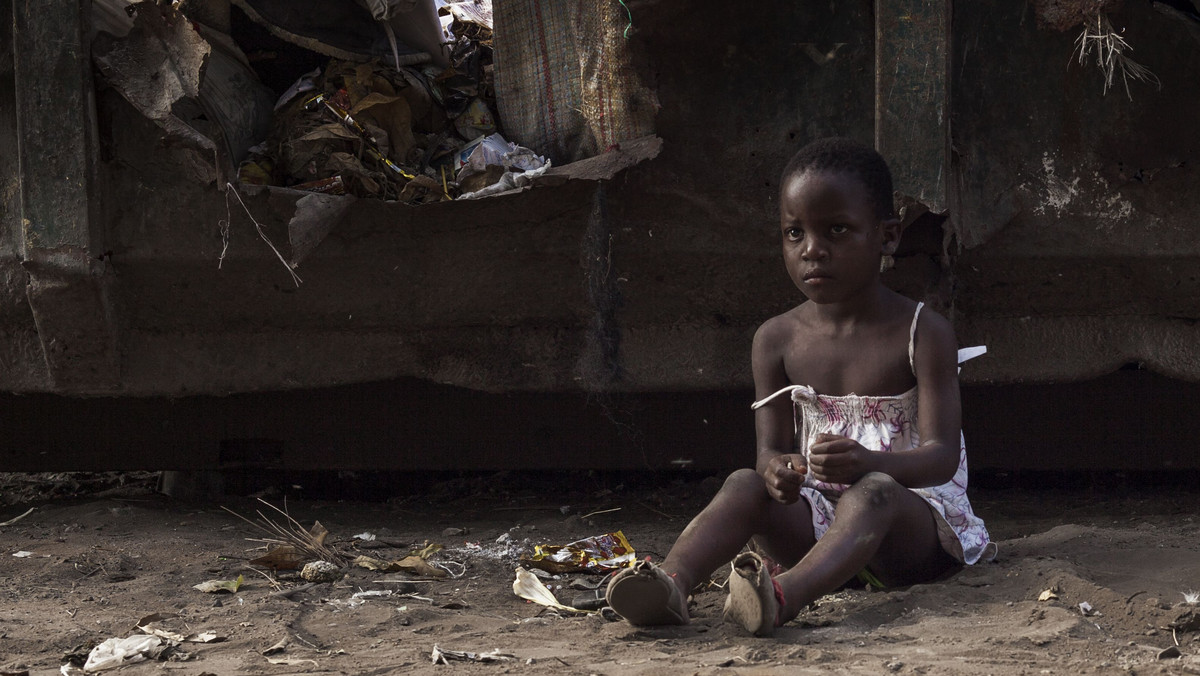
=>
[753,305,808,353]
[914,303,956,340]
[912,303,959,364]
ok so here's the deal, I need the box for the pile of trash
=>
[93,0,549,205]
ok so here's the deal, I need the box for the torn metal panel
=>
[92,3,274,168]
[92,4,210,125]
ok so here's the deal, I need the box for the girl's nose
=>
[801,238,828,261]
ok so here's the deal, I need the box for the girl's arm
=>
[751,317,806,502]
[868,309,962,487]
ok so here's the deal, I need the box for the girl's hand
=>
[764,453,807,504]
[808,433,874,484]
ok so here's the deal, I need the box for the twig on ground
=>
[0,507,36,527]
[637,501,676,519]
[223,499,346,566]
[242,565,283,591]
[270,582,317,599]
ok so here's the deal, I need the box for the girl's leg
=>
[660,468,816,599]
[773,472,954,623]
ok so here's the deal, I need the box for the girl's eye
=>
[785,227,803,240]
[830,224,848,235]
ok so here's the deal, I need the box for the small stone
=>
[886,660,904,671]
[442,527,467,537]
[1158,645,1181,660]
[300,560,342,583]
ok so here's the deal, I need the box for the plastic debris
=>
[82,635,163,672]
[1078,601,1098,616]
[523,531,635,575]
[349,589,394,607]
[430,645,514,665]
[458,161,550,199]
[12,551,33,558]
[136,613,222,643]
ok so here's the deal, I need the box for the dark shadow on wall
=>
[2,369,1196,475]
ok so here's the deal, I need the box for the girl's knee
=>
[721,468,766,496]
[710,468,768,499]
[844,472,903,509]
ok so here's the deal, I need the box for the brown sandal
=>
[723,551,783,636]
[605,560,688,626]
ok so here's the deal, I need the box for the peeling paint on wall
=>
[1023,152,1134,228]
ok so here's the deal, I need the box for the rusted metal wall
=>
[3,1,1200,472]
[950,2,1200,384]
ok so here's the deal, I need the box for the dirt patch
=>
[1,472,1198,674]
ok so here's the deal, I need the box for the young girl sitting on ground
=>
[605,137,994,636]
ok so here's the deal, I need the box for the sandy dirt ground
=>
[1,471,1199,675]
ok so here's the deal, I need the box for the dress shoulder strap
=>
[750,384,803,410]
[908,302,925,377]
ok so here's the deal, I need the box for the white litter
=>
[83,635,163,672]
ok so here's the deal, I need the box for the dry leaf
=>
[194,574,244,594]
[309,521,329,547]
[512,567,589,613]
[353,554,447,578]
[415,542,443,559]
[1037,589,1058,602]
[250,545,307,571]
[353,555,395,571]
[395,555,447,578]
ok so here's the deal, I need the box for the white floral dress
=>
[751,303,995,565]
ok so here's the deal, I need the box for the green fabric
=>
[856,568,885,589]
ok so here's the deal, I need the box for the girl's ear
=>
[880,217,903,254]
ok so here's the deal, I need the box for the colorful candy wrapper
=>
[523,531,636,574]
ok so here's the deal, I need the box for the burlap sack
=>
[492,1,657,165]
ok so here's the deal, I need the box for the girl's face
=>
[778,170,900,304]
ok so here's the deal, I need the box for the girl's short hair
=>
[781,137,895,220]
